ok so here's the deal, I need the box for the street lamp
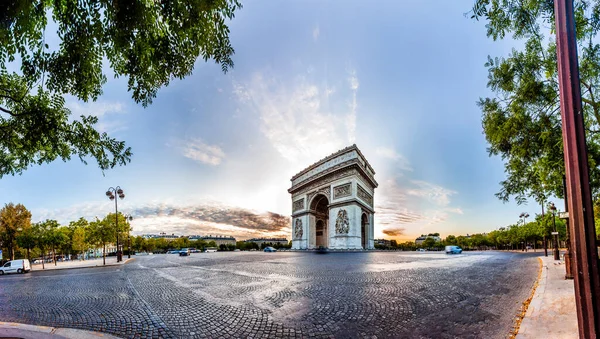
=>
[549,202,560,260]
[124,214,133,259]
[106,186,126,262]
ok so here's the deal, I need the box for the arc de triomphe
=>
[289,144,378,250]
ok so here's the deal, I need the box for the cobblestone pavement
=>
[0,251,539,338]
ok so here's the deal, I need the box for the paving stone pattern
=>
[0,252,538,338]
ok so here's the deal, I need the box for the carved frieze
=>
[295,168,359,196]
[292,150,358,186]
[357,185,373,207]
[292,198,305,212]
[294,219,303,239]
[333,183,351,199]
[335,209,350,234]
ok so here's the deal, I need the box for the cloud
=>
[67,99,127,133]
[347,70,359,144]
[171,138,225,166]
[375,147,413,171]
[233,71,358,163]
[32,201,291,241]
[382,228,405,237]
[313,25,320,41]
[375,177,462,230]
[406,180,456,207]
[68,100,125,118]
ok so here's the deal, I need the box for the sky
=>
[0,0,564,242]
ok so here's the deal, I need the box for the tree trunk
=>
[53,246,56,266]
[26,247,30,261]
[41,250,45,270]
[103,244,106,266]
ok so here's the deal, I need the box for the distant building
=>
[415,234,441,245]
[374,239,391,247]
[192,235,236,246]
[245,238,288,246]
[141,233,180,240]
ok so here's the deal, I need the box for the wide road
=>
[0,251,539,339]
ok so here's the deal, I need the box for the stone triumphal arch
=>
[289,144,378,250]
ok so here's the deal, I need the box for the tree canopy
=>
[0,0,241,178]
[471,0,600,204]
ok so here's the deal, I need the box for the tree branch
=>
[0,105,14,115]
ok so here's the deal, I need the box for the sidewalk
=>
[517,254,578,338]
[0,321,121,339]
[31,257,134,271]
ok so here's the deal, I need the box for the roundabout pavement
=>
[0,251,539,338]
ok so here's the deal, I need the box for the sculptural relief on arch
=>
[289,144,378,250]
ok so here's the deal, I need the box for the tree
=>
[0,0,241,178]
[0,202,31,259]
[43,220,65,266]
[470,0,600,204]
[422,237,437,249]
[69,217,88,259]
[87,217,114,265]
[32,220,55,269]
[445,235,457,245]
[16,225,35,260]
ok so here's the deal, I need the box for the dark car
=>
[263,247,277,252]
[179,248,190,256]
[316,246,329,254]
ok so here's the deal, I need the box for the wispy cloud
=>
[171,138,225,166]
[347,70,359,144]
[313,25,320,41]
[32,201,291,240]
[67,99,127,133]
[406,180,456,207]
[233,71,357,163]
[375,147,413,171]
[68,100,125,118]
[375,176,462,237]
[382,228,405,237]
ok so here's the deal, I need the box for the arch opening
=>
[361,213,368,249]
[310,194,329,248]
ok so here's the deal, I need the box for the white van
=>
[0,259,31,275]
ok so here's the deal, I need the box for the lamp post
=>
[550,202,560,260]
[124,214,133,259]
[106,186,125,262]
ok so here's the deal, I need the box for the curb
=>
[31,258,135,273]
[0,321,121,339]
[511,257,544,338]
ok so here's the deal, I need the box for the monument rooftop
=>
[288,144,378,194]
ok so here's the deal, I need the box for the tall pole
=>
[552,205,560,261]
[554,0,600,337]
[115,195,120,262]
[542,203,548,257]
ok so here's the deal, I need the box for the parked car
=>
[205,247,217,253]
[264,247,277,252]
[445,245,463,254]
[416,248,426,252]
[0,259,31,275]
[179,248,190,256]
